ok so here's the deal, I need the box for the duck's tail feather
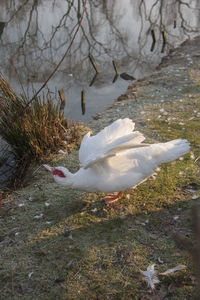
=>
[154,139,190,164]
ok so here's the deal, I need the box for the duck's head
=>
[43,164,73,186]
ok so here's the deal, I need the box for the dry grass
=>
[0,75,88,186]
[174,205,200,299]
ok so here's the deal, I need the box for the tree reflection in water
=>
[0,0,199,120]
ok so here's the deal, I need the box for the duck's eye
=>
[53,169,66,178]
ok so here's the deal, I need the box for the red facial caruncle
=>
[43,165,66,178]
[52,168,66,178]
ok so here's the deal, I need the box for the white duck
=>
[44,118,190,204]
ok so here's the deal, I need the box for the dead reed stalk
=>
[0,75,79,185]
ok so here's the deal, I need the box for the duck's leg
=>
[102,191,124,204]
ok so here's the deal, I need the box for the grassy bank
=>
[1,90,200,299]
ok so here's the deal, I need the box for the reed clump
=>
[0,75,84,184]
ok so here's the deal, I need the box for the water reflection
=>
[0,0,199,121]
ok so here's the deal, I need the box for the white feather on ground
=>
[140,264,160,290]
[159,265,186,276]
[140,264,187,290]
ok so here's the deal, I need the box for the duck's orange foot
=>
[102,191,124,204]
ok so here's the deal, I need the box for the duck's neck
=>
[56,168,93,192]
[70,168,91,191]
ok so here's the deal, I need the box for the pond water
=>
[0,0,200,122]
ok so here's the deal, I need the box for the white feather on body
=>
[52,118,190,193]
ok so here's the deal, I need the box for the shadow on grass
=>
[1,188,199,299]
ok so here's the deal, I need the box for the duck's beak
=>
[43,164,55,173]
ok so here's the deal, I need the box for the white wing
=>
[83,139,149,169]
[82,139,190,192]
[88,138,190,174]
[79,118,145,166]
